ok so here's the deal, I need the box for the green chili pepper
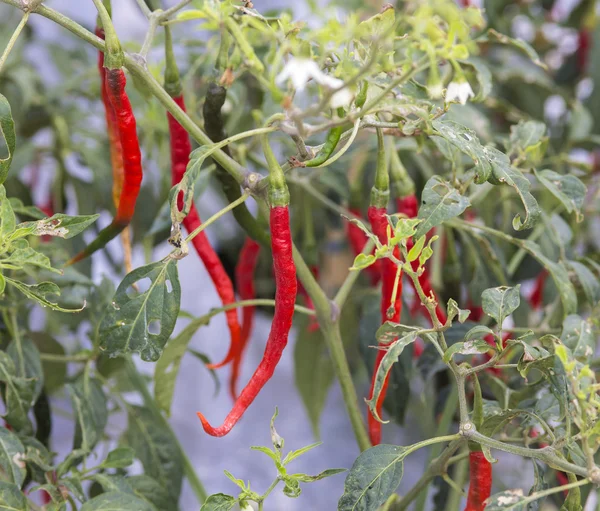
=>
[303,108,345,167]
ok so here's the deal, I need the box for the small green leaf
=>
[292,468,346,482]
[99,260,181,362]
[418,235,438,266]
[1,246,60,274]
[200,493,237,511]
[464,325,495,342]
[81,492,155,511]
[560,315,594,362]
[446,298,471,324]
[443,340,492,363]
[0,94,16,185]
[7,338,44,403]
[102,446,135,469]
[0,427,26,487]
[481,285,521,326]
[338,444,406,511]
[508,120,546,157]
[365,332,417,423]
[350,253,377,271]
[406,235,425,263]
[415,176,470,239]
[0,481,27,511]
[12,213,100,240]
[0,185,16,241]
[390,218,420,244]
[534,170,586,222]
[5,278,85,313]
[223,470,246,490]
[482,29,546,68]
[282,442,322,466]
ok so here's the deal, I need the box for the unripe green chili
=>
[354,81,369,108]
[303,108,345,167]
[202,82,270,248]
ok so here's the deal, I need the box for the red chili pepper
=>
[66,11,142,265]
[576,29,591,73]
[347,207,381,285]
[197,135,297,437]
[529,269,548,310]
[366,128,401,446]
[161,28,242,371]
[167,94,242,371]
[464,451,492,511]
[230,237,261,399]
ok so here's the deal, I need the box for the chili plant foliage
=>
[0,0,598,510]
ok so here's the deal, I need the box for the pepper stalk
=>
[370,128,390,209]
[262,135,290,207]
[91,0,123,69]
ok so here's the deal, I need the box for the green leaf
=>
[99,260,181,362]
[294,316,334,439]
[560,315,594,362]
[126,406,183,501]
[0,351,35,434]
[0,427,26,486]
[337,444,406,511]
[292,468,347,482]
[446,298,470,324]
[7,338,44,403]
[81,492,155,511]
[127,475,172,511]
[485,147,540,230]
[0,481,27,511]
[68,376,107,454]
[481,285,521,326]
[154,316,208,415]
[1,246,60,274]
[508,120,546,157]
[365,332,417,423]
[29,332,66,394]
[102,447,135,469]
[200,493,237,511]
[443,340,492,363]
[482,29,546,68]
[0,186,16,241]
[5,278,85,313]
[431,120,492,183]
[415,176,470,239]
[406,235,426,263]
[460,58,492,102]
[569,261,600,305]
[534,170,586,222]
[11,214,100,240]
[0,94,16,185]
[350,253,377,271]
[282,442,322,466]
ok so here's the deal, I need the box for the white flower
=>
[275,57,353,108]
[445,80,475,105]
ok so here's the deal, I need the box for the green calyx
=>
[262,135,290,207]
[93,0,123,69]
[163,26,182,98]
[370,128,389,209]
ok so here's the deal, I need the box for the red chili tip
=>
[197,412,229,437]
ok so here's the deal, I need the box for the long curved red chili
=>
[166,94,242,371]
[197,136,296,437]
[464,451,492,511]
[529,269,548,310]
[230,237,261,399]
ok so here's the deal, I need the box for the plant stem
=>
[0,11,29,75]
[40,353,91,363]
[159,0,192,20]
[444,454,468,511]
[124,359,208,504]
[184,192,249,243]
[140,12,159,58]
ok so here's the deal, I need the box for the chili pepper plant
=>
[0,0,599,509]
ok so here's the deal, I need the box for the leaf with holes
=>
[126,406,183,502]
[534,170,586,222]
[11,213,100,240]
[154,316,208,415]
[0,95,15,185]
[99,260,181,362]
[415,176,470,239]
[337,444,406,511]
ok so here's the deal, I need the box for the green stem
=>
[334,239,376,308]
[184,192,249,243]
[0,11,29,75]
[159,0,192,21]
[91,0,123,68]
[443,454,469,511]
[40,353,91,363]
[124,359,208,504]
